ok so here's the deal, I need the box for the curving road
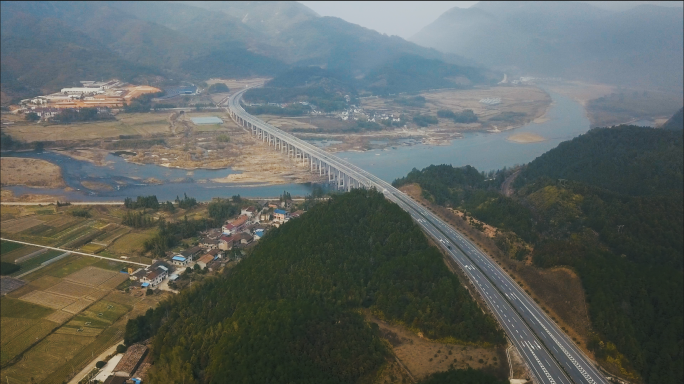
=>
[225,88,609,384]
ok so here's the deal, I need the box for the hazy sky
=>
[299,1,477,39]
[299,1,684,39]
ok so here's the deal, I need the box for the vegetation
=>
[123,92,164,113]
[121,211,156,228]
[52,108,114,124]
[661,107,683,130]
[438,109,478,123]
[124,195,160,210]
[69,208,91,218]
[125,189,504,383]
[0,261,21,275]
[413,114,439,127]
[395,96,426,107]
[175,193,197,210]
[514,126,683,196]
[206,83,229,94]
[397,126,684,384]
[420,368,506,384]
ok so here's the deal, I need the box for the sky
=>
[299,1,684,39]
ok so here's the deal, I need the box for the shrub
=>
[116,344,127,354]
[95,361,106,369]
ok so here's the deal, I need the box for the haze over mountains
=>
[0,1,480,103]
[411,1,684,91]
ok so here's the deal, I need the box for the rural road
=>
[67,340,122,384]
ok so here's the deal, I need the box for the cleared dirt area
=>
[1,157,65,189]
[370,314,507,381]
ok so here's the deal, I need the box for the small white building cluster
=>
[479,97,502,105]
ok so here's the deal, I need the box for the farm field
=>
[107,229,156,255]
[1,112,173,143]
[8,250,66,277]
[0,250,154,384]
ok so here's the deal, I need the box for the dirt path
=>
[501,170,521,197]
[67,340,122,384]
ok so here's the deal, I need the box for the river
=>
[2,87,589,201]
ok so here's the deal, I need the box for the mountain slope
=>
[411,2,683,91]
[394,125,683,384]
[661,107,683,131]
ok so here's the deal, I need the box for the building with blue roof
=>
[274,209,289,223]
[171,255,188,266]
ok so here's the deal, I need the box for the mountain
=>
[411,1,683,91]
[1,1,488,104]
[661,107,683,131]
[394,126,684,384]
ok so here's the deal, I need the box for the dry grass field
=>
[0,318,58,365]
[2,113,172,142]
[98,273,129,290]
[1,157,66,189]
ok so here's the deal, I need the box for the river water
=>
[3,87,589,201]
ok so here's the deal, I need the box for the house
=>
[171,255,188,266]
[290,210,306,219]
[196,254,215,269]
[273,209,289,223]
[139,261,171,287]
[221,223,236,235]
[259,212,271,222]
[199,238,219,250]
[241,206,257,218]
[113,344,147,377]
[254,229,265,240]
[180,246,202,260]
[231,215,249,228]
[219,234,238,250]
[268,202,279,209]
[236,232,253,244]
[206,248,224,259]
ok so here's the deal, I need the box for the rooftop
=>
[172,255,186,262]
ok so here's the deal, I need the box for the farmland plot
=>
[1,217,45,234]
[46,281,94,298]
[64,266,117,286]
[19,290,75,310]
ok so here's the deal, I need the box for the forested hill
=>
[124,189,505,383]
[661,107,683,131]
[393,125,683,384]
[515,126,683,196]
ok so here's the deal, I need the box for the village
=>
[10,79,162,120]
[125,201,304,293]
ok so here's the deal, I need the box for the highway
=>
[226,88,609,384]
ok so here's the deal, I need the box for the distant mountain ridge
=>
[1,1,485,103]
[411,1,683,92]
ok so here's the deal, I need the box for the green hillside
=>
[394,125,684,384]
[515,126,683,196]
[124,189,505,383]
